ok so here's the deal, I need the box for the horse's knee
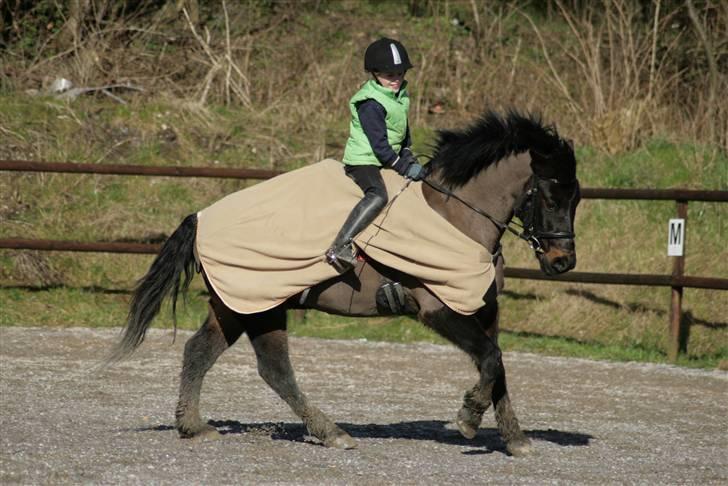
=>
[479,353,502,386]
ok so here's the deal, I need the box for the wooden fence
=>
[2,159,727,361]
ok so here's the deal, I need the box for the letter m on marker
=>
[667,218,685,256]
[669,222,682,245]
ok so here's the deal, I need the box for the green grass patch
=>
[288,311,724,369]
[1,285,723,370]
[497,331,723,370]
[576,140,727,189]
[0,286,208,330]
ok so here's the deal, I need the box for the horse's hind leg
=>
[247,309,357,449]
[176,299,244,439]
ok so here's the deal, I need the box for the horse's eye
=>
[544,199,557,212]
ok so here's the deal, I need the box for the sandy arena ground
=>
[1,327,726,484]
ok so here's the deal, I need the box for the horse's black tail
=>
[107,213,198,363]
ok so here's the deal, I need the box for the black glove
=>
[393,148,425,181]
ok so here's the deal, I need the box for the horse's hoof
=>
[455,418,478,439]
[195,424,222,441]
[455,407,481,439]
[180,423,221,441]
[325,433,357,450]
[506,439,532,457]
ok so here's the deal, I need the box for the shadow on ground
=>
[136,419,592,455]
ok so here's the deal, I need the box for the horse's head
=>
[426,110,581,275]
[514,140,580,275]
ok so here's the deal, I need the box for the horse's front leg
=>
[456,358,530,456]
[452,272,494,430]
[417,285,530,456]
[450,257,502,440]
[458,302,531,456]
[456,300,501,435]
[492,362,530,456]
[456,382,492,440]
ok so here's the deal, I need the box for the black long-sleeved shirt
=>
[356,99,411,167]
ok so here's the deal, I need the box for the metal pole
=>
[0,160,282,180]
[0,238,160,254]
[668,201,688,361]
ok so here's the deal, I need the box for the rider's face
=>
[373,71,406,92]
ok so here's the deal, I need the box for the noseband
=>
[513,175,577,252]
[423,174,575,254]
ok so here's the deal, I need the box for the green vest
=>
[342,80,410,166]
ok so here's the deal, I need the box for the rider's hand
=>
[394,148,426,181]
[405,162,425,181]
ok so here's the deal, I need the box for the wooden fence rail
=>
[2,159,727,361]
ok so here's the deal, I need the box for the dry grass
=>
[526,0,727,153]
[2,1,725,151]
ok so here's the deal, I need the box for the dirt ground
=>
[1,327,726,485]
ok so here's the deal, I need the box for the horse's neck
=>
[424,152,532,253]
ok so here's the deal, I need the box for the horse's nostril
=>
[552,255,573,272]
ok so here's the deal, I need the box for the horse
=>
[109,110,580,457]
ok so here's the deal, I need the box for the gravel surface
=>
[1,327,726,485]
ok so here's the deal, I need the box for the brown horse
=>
[109,110,580,457]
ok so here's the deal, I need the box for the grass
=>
[288,311,723,369]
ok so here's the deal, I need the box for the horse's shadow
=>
[138,419,592,455]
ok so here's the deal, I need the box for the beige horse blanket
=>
[195,159,494,315]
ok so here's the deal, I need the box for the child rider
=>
[325,38,426,274]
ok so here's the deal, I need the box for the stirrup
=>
[325,244,357,274]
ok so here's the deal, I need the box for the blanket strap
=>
[298,288,311,306]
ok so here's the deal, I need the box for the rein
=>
[422,174,574,254]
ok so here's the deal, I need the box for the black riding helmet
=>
[364,38,413,72]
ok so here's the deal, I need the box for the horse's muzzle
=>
[537,239,576,275]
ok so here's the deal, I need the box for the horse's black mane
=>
[429,110,575,187]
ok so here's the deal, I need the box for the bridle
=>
[422,173,576,254]
[512,175,577,251]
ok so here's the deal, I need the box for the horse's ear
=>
[528,149,557,179]
[562,139,577,181]
[529,146,576,182]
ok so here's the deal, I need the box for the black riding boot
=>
[325,192,386,273]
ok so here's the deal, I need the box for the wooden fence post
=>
[668,200,688,362]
